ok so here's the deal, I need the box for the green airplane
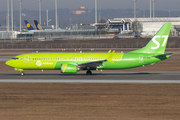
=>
[6,23,172,76]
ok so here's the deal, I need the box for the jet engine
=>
[61,64,78,73]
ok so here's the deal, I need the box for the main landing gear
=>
[86,70,92,75]
[21,72,24,76]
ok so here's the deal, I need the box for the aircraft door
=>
[139,55,143,64]
[24,55,29,64]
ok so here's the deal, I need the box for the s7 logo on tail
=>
[151,35,168,49]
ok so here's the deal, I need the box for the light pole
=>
[19,0,22,33]
[150,0,152,18]
[7,0,9,32]
[11,0,13,36]
[55,0,58,29]
[153,0,156,18]
[95,0,97,23]
[38,0,42,25]
[134,0,137,18]
[47,10,48,26]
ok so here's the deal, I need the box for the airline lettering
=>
[36,61,53,66]
[43,62,54,65]
[151,35,168,49]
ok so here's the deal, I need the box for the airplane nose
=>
[5,60,12,67]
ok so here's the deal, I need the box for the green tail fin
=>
[130,23,172,54]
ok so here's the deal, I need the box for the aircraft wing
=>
[78,50,115,68]
[78,60,107,68]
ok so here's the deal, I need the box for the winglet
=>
[108,50,111,53]
[107,50,115,63]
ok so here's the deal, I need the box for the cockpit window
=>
[12,58,19,60]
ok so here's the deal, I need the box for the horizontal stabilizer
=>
[153,52,172,57]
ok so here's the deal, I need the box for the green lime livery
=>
[6,23,172,75]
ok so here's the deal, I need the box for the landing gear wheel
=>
[21,72,24,76]
[86,70,92,75]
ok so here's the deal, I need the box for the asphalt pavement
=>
[0,72,180,83]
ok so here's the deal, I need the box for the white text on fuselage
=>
[43,62,54,65]
[36,61,54,66]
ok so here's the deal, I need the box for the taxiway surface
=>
[0,72,180,83]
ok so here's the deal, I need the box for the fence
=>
[0,43,179,49]
[0,34,139,42]
[0,29,179,42]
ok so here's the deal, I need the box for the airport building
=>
[1,17,180,40]
[107,17,180,36]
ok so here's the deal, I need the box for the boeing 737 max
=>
[6,23,172,75]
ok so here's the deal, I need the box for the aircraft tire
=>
[86,70,92,75]
[21,72,24,76]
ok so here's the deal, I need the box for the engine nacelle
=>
[61,64,78,73]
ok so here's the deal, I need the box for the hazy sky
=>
[0,0,180,12]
